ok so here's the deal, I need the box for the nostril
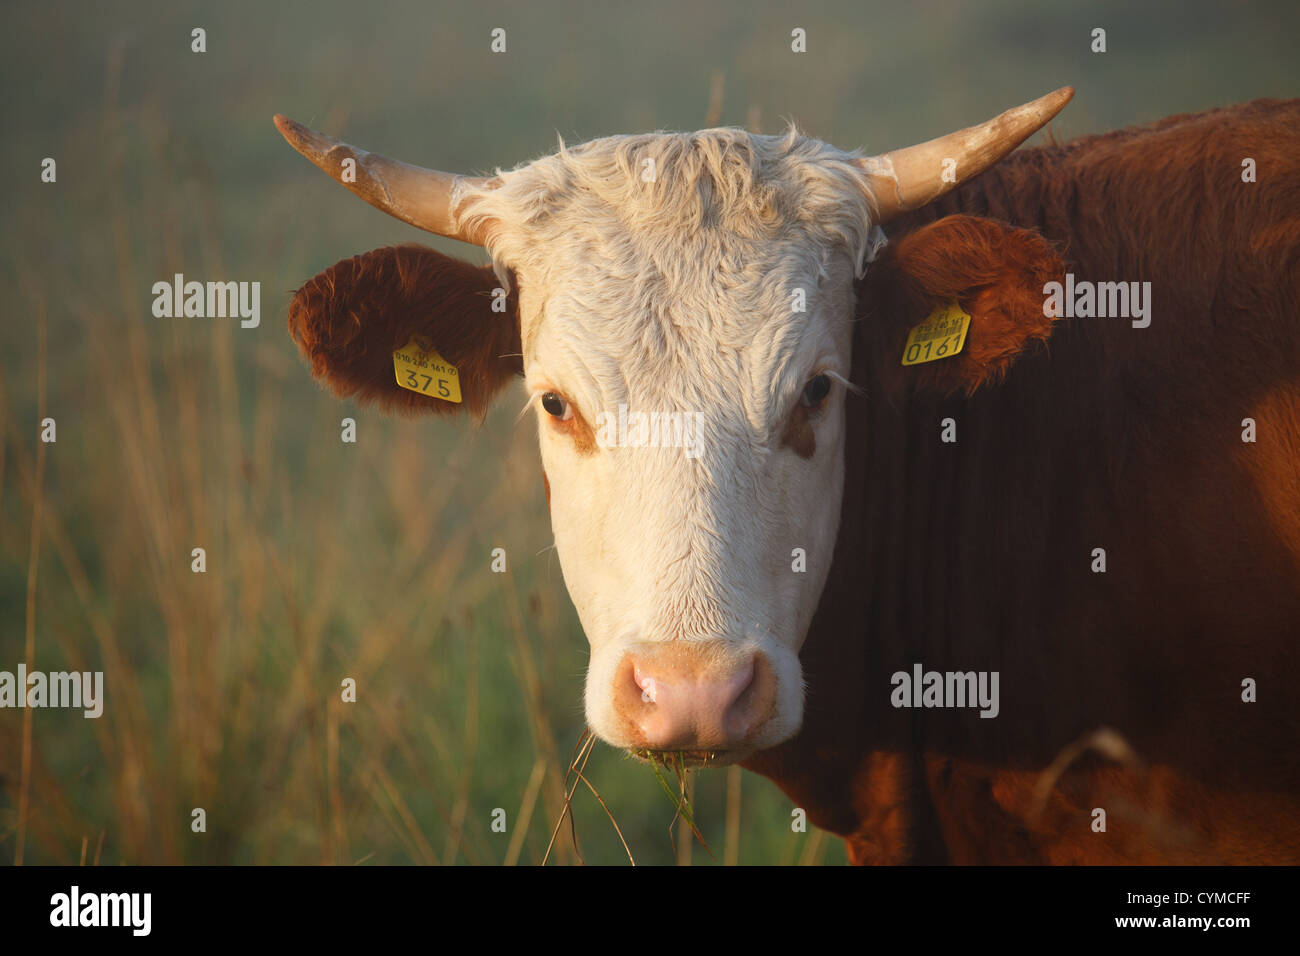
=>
[723,654,773,740]
[632,663,658,703]
[718,657,755,724]
[731,656,757,699]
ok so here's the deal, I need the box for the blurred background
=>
[0,0,1295,865]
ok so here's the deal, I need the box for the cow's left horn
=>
[857,87,1074,221]
[273,115,499,245]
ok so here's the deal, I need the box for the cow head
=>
[275,88,1071,765]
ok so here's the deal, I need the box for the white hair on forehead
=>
[454,124,883,294]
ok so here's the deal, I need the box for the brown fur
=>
[285,100,1300,864]
[781,404,817,458]
[287,244,521,419]
[864,215,1064,397]
[546,405,599,456]
[746,98,1300,864]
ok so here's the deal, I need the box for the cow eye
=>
[540,391,572,421]
[800,374,832,408]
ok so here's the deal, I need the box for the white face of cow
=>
[459,129,879,762]
[278,89,1070,764]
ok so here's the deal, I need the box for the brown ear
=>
[288,244,521,418]
[861,215,1064,397]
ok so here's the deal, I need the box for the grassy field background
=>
[0,0,1295,865]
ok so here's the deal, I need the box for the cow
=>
[274,89,1300,864]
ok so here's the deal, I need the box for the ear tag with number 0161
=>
[393,336,462,403]
[901,300,971,366]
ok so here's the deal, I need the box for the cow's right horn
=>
[273,115,499,246]
[857,87,1074,221]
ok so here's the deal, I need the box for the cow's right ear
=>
[288,244,521,418]
[860,215,1064,398]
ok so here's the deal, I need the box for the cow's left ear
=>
[861,214,1065,396]
[288,244,521,419]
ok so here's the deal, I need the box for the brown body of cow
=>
[746,98,1300,864]
[284,98,1300,864]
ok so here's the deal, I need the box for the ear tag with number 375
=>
[393,336,462,403]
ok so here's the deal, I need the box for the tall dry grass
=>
[0,22,846,867]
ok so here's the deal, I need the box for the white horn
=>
[858,87,1074,221]
[273,115,499,245]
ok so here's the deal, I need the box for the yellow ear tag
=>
[393,336,462,403]
[901,300,971,366]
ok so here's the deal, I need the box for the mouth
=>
[631,748,739,769]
